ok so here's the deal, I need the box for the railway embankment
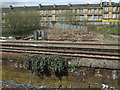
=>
[1,40,120,69]
[69,58,120,70]
[2,52,120,89]
[1,40,120,88]
[1,51,120,70]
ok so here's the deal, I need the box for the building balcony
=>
[112,11,120,13]
[79,13,84,15]
[47,14,52,16]
[94,13,102,16]
[40,14,46,16]
[40,14,52,16]
[103,11,109,13]
[87,20,102,22]
[40,19,103,23]
[87,13,92,15]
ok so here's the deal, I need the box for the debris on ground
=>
[47,28,105,41]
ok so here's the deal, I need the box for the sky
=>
[1,0,120,7]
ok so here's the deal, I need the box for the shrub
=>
[24,54,69,79]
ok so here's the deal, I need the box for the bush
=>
[24,54,69,79]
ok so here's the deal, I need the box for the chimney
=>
[109,0,111,5]
[39,4,42,8]
[86,2,89,5]
[9,5,13,9]
[100,0,102,7]
[24,5,27,8]
[53,4,57,7]
[68,3,72,6]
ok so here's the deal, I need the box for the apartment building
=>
[102,1,120,24]
[2,0,120,25]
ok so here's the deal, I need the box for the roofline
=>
[2,3,102,9]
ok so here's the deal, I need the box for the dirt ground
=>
[46,28,105,41]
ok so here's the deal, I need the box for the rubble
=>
[46,28,105,41]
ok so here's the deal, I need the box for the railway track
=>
[0,47,119,60]
[0,40,120,60]
[0,41,119,52]
[0,40,120,46]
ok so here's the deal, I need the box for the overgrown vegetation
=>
[88,24,120,35]
[87,24,120,41]
[2,11,41,37]
[24,54,74,80]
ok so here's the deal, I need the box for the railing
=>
[40,23,88,30]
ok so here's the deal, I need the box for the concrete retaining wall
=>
[70,58,120,69]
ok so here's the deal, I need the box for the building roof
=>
[70,4,102,9]
[2,6,39,13]
[102,2,120,7]
[2,4,101,12]
[2,2,120,13]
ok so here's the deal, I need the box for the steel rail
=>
[0,41,120,46]
[1,48,120,60]
[1,47,119,57]
[1,43,119,52]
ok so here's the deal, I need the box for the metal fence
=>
[40,23,88,30]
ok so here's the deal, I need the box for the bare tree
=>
[3,11,41,36]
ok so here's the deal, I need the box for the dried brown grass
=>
[2,52,24,61]
[46,28,104,41]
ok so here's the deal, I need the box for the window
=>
[75,16,77,21]
[117,7,119,11]
[94,9,97,14]
[88,16,91,20]
[43,17,46,21]
[48,17,52,21]
[116,14,119,19]
[40,17,41,21]
[98,16,101,20]
[94,16,97,20]
[40,10,42,15]
[104,7,108,11]
[2,13,5,17]
[80,9,83,14]
[70,9,73,13]
[42,23,46,27]
[88,9,91,14]
[70,16,73,21]
[112,7,115,11]
[79,16,83,20]
[104,14,108,18]
[56,10,59,14]
[99,9,101,14]
[112,14,115,18]
[61,10,64,14]
[62,17,64,21]
[66,17,68,21]
[48,10,51,15]
[75,9,77,14]
[56,17,59,21]
[47,24,50,27]
[43,10,46,15]
[66,10,68,13]
[94,22,97,24]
